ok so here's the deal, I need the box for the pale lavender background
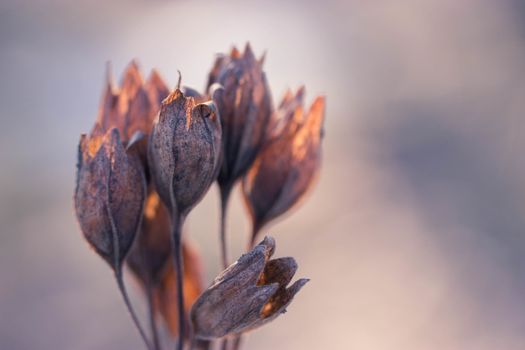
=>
[1,0,525,349]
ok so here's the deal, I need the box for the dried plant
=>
[206,44,273,268]
[191,237,308,339]
[74,43,325,350]
[243,88,326,246]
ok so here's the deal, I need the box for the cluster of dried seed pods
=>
[74,43,325,350]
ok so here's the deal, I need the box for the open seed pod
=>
[242,89,326,243]
[206,43,273,194]
[191,237,308,339]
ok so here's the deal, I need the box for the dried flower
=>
[207,43,273,267]
[206,43,273,194]
[242,89,326,244]
[75,128,146,270]
[148,88,222,216]
[191,237,308,339]
[93,61,168,143]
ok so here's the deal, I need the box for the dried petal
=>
[191,237,308,339]
[148,88,222,215]
[206,43,273,192]
[75,128,146,269]
[242,91,326,241]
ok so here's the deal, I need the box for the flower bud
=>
[190,237,308,339]
[75,128,146,269]
[206,43,273,192]
[148,88,222,215]
[242,89,326,242]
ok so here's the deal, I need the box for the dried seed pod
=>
[152,240,204,337]
[190,237,308,339]
[242,89,326,243]
[127,188,172,286]
[75,128,146,269]
[93,61,169,144]
[148,88,222,216]
[206,43,273,194]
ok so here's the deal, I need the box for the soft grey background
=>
[1,0,525,349]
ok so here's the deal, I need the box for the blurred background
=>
[2,0,525,349]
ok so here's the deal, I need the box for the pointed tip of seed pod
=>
[176,69,182,90]
[147,68,166,87]
[256,236,276,257]
[259,50,267,66]
[296,85,306,100]
[78,134,88,163]
[105,61,115,90]
[230,45,241,58]
[244,42,256,62]
[120,59,144,93]
[163,88,184,105]
[289,278,310,293]
[128,58,140,71]
[307,95,326,135]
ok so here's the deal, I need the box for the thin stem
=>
[146,285,161,350]
[171,214,186,350]
[220,339,229,350]
[106,171,151,350]
[219,183,233,269]
[115,269,153,350]
[231,336,242,350]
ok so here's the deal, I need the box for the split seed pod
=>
[94,61,169,144]
[206,43,273,194]
[75,128,146,269]
[148,88,222,216]
[190,237,308,339]
[242,88,326,243]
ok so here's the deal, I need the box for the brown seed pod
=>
[75,128,146,269]
[242,89,326,244]
[190,237,308,339]
[93,61,169,144]
[148,88,222,216]
[206,43,273,194]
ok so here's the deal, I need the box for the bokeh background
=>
[2,0,525,349]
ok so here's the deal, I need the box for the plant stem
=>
[146,285,161,350]
[231,336,242,350]
[106,173,152,350]
[171,213,186,350]
[219,183,233,269]
[220,338,229,350]
[115,269,153,350]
